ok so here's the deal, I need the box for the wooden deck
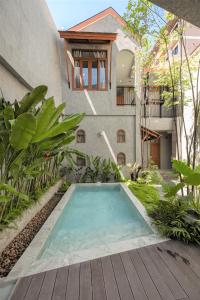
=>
[10,240,200,300]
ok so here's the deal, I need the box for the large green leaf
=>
[185,173,200,186]
[0,142,5,167]
[194,165,200,173]
[10,113,37,150]
[54,135,75,150]
[32,113,84,143]
[39,134,75,152]
[0,183,28,200]
[172,160,194,177]
[0,195,10,203]
[164,182,185,198]
[9,150,26,172]
[18,85,47,114]
[4,105,14,129]
[47,103,65,129]
[34,97,55,138]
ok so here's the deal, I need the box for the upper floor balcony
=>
[142,100,182,118]
[116,86,135,106]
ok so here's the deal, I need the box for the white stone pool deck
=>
[8,183,167,279]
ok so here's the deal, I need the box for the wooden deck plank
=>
[38,269,57,300]
[101,256,120,300]
[111,254,134,300]
[169,240,200,279]
[66,263,80,300]
[156,243,200,300]
[185,244,200,259]
[138,246,175,300]
[10,275,32,300]
[9,240,200,300]
[147,245,187,299]
[24,272,45,300]
[128,249,162,300]
[120,251,148,300]
[80,261,92,300]
[160,242,200,287]
[52,266,68,300]
[91,259,106,300]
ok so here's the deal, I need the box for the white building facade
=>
[59,8,142,168]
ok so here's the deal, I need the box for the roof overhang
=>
[150,0,200,29]
[59,31,117,44]
[141,126,161,141]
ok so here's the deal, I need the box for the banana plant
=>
[0,85,84,227]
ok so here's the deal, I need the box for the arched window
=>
[76,129,85,143]
[76,156,86,167]
[117,130,125,143]
[117,153,126,165]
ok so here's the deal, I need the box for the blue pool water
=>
[39,185,153,259]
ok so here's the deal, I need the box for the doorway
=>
[150,139,160,168]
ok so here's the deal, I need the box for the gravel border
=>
[0,193,63,277]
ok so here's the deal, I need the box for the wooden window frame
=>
[72,52,108,91]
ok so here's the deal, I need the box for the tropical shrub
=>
[150,159,200,244]
[75,155,122,183]
[138,166,163,184]
[0,86,84,228]
[127,181,160,213]
[58,181,71,193]
[151,198,200,244]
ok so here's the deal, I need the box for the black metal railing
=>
[116,87,135,105]
[143,101,181,118]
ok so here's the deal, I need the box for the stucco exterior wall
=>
[0,0,63,104]
[64,14,141,165]
[0,63,29,101]
[63,15,139,116]
[71,115,136,163]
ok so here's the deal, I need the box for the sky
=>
[46,0,128,29]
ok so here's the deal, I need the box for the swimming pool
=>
[39,184,153,260]
[9,183,166,278]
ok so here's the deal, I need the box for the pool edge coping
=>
[7,183,168,279]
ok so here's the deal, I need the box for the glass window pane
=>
[82,61,88,88]
[74,60,81,88]
[92,60,98,89]
[100,61,106,89]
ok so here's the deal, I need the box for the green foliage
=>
[59,181,71,193]
[77,155,122,183]
[173,160,194,177]
[0,86,84,229]
[124,0,154,48]
[10,113,37,150]
[127,181,160,213]
[163,182,185,198]
[17,85,48,115]
[148,159,200,244]
[151,198,200,244]
[167,160,200,197]
[138,166,163,184]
